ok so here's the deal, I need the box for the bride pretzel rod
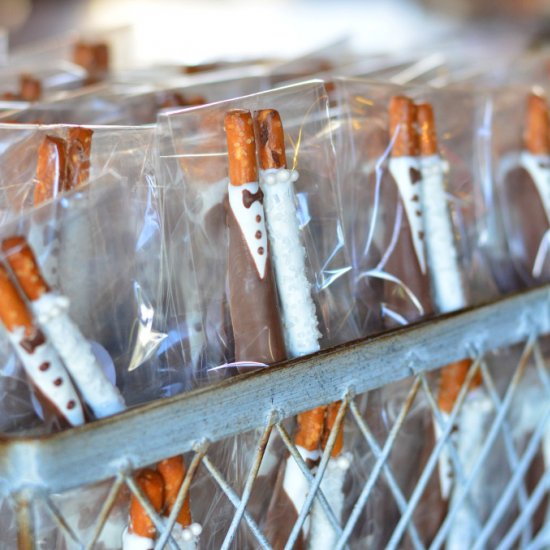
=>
[415,102,480,414]
[0,263,85,427]
[256,109,350,550]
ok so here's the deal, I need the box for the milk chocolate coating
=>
[389,96,419,158]
[226,205,286,364]
[524,93,550,155]
[380,170,433,326]
[501,165,550,286]
[263,461,305,550]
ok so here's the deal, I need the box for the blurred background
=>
[0,0,547,67]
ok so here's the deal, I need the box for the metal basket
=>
[2,285,550,549]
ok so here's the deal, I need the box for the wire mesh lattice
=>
[2,287,550,549]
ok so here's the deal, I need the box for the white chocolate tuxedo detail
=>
[389,156,427,275]
[227,182,268,279]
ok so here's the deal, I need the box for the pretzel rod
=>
[157,456,202,548]
[123,469,164,550]
[415,102,491,549]
[224,109,286,365]
[19,74,42,103]
[3,236,126,418]
[503,93,550,532]
[388,96,427,277]
[66,127,93,190]
[0,264,85,427]
[73,41,109,84]
[255,109,340,547]
[524,92,550,155]
[33,135,68,206]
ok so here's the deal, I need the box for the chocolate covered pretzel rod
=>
[381,96,432,325]
[0,264,85,427]
[2,236,126,418]
[158,456,202,548]
[503,93,550,281]
[499,92,550,535]
[417,103,490,550]
[256,109,349,549]
[224,109,286,366]
[123,469,164,550]
[374,97,441,546]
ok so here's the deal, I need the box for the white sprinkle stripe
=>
[307,454,351,550]
[33,293,126,418]
[259,168,321,357]
[228,182,268,279]
[420,155,467,313]
[6,326,85,426]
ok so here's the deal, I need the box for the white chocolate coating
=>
[6,325,85,426]
[282,444,319,537]
[420,155,467,313]
[434,411,453,500]
[228,181,268,279]
[170,521,202,549]
[446,391,492,550]
[122,527,154,550]
[308,454,351,550]
[260,168,321,357]
[33,293,126,418]
[389,157,427,275]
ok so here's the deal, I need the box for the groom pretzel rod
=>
[0,264,85,427]
[224,109,286,365]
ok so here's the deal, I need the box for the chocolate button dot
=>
[53,378,63,386]
[39,362,50,372]
[255,230,262,239]
[256,215,261,222]
[258,247,264,255]
[67,400,76,410]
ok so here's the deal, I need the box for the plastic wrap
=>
[333,78,505,546]
[0,125,170,433]
[156,80,359,382]
[488,86,550,291]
